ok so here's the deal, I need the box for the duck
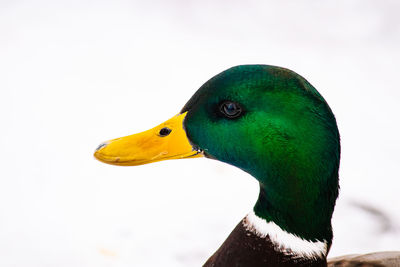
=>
[94,65,400,267]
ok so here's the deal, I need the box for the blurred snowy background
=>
[1,0,400,266]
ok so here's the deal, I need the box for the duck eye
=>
[159,127,172,137]
[219,101,243,118]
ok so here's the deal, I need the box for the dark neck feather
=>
[203,218,327,267]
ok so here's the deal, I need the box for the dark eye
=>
[219,101,243,118]
[159,127,172,137]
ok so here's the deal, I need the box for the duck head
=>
[94,65,340,247]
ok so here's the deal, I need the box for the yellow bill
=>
[94,112,203,166]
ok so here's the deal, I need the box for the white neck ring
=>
[243,211,328,259]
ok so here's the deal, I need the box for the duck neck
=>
[250,174,337,259]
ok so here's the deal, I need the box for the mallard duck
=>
[94,65,400,266]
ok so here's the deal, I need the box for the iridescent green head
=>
[182,65,340,243]
[95,64,340,244]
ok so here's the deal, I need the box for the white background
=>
[1,0,399,266]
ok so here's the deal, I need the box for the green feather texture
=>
[181,65,340,243]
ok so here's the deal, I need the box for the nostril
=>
[159,127,172,137]
[96,143,108,151]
